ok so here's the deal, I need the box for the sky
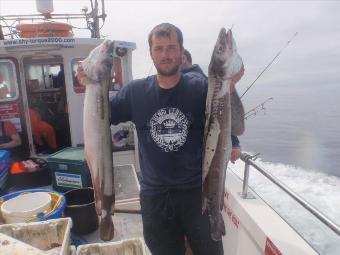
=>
[1,0,339,84]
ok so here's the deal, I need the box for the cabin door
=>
[23,55,71,154]
[0,57,30,160]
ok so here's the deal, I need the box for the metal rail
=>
[239,152,340,236]
[0,15,86,21]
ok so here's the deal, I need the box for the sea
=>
[228,81,340,254]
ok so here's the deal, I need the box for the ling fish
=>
[79,40,115,241]
[202,28,245,241]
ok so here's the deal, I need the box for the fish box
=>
[47,147,91,192]
[8,158,52,192]
[76,238,147,255]
[0,217,72,255]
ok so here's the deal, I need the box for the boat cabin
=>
[0,36,136,161]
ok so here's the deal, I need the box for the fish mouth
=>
[218,28,227,44]
[217,28,233,52]
[104,40,114,53]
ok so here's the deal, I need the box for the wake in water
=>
[228,154,340,255]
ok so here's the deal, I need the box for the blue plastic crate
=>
[0,150,10,172]
[0,173,8,191]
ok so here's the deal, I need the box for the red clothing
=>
[29,109,57,150]
[2,121,18,136]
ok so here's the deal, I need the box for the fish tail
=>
[209,211,226,241]
[99,213,114,241]
[99,193,115,241]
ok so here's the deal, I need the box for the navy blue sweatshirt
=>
[111,74,206,194]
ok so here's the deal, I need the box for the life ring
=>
[16,22,73,38]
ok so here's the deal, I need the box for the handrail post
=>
[239,153,255,199]
[241,160,250,198]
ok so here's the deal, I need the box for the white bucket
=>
[1,192,51,223]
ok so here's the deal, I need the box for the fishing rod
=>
[240,32,298,99]
[244,97,273,120]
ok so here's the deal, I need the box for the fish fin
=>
[202,121,221,181]
[86,155,102,215]
[202,196,209,214]
[209,212,226,241]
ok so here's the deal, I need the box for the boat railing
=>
[239,152,340,236]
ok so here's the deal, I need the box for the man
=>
[0,120,21,149]
[181,49,242,164]
[29,108,57,153]
[0,71,10,99]
[79,23,244,255]
[27,86,57,153]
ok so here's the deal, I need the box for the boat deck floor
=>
[80,164,151,253]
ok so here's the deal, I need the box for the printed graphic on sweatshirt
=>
[150,107,189,152]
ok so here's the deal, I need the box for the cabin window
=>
[71,57,124,94]
[26,64,64,91]
[0,60,19,101]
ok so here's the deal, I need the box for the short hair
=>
[183,49,192,64]
[148,23,183,50]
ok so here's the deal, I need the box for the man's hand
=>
[230,147,241,164]
[230,64,244,93]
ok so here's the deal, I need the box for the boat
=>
[0,1,339,254]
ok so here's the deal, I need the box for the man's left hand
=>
[230,147,241,164]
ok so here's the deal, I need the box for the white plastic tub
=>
[1,192,52,223]
[0,217,72,255]
[76,238,146,255]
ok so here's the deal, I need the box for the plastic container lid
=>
[48,147,85,162]
[1,192,51,223]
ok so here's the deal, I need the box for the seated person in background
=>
[29,108,57,153]
[0,120,21,149]
[55,66,65,88]
[28,80,56,126]
[0,71,10,99]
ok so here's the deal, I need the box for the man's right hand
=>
[230,147,241,164]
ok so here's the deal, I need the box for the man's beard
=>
[154,58,181,76]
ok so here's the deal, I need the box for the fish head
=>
[81,40,114,82]
[209,28,243,80]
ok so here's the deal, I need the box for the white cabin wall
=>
[61,41,102,147]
